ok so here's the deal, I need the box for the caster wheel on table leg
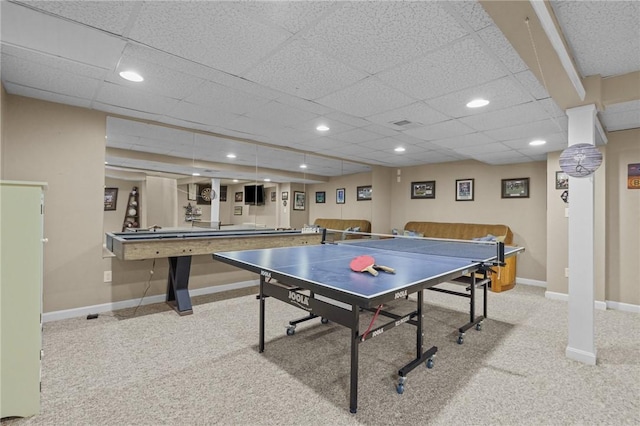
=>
[426,358,434,369]
[286,327,296,336]
[321,317,329,324]
[457,335,464,345]
[396,384,404,394]
[476,323,483,331]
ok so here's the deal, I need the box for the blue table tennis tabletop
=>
[215,237,522,306]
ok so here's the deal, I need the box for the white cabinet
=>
[0,181,46,418]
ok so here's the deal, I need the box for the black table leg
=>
[259,276,266,353]
[166,256,193,315]
[350,305,360,414]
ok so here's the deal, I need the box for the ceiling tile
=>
[484,117,568,142]
[514,70,550,100]
[377,37,508,100]
[429,132,495,149]
[367,102,450,129]
[427,77,532,118]
[404,120,476,141]
[233,1,337,34]
[96,82,179,115]
[460,102,551,132]
[551,1,640,77]
[18,0,140,35]
[3,82,92,109]
[183,81,271,115]
[244,100,318,128]
[128,2,291,75]
[316,78,415,117]
[302,1,467,74]
[244,40,367,100]
[107,56,205,100]
[1,44,108,80]
[1,53,101,99]
[166,101,242,127]
[476,25,528,74]
[1,1,125,69]
[599,99,640,132]
[445,1,494,32]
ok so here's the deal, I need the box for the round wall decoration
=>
[559,143,602,178]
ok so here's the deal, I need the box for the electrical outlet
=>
[564,268,569,277]
[104,270,112,283]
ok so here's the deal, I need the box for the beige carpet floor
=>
[2,284,638,425]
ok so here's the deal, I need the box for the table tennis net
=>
[337,235,504,262]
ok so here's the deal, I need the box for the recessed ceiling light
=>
[316,125,330,132]
[264,178,271,182]
[466,99,489,108]
[233,179,238,183]
[226,153,236,159]
[529,139,546,146]
[192,172,200,176]
[394,147,406,152]
[300,164,307,169]
[119,70,144,82]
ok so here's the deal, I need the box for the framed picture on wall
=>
[315,191,325,203]
[555,171,569,190]
[235,191,243,202]
[220,185,227,202]
[502,177,530,198]
[234,206,243,215]
[271,191,276,202]
[336,188,345,204]
[455,178,474,201]
[293,191,305,210]
[282,191,288,201]
[356,185,372,201]
[411,181,435,199]
[187,183,197,201]
[104,187,118,211]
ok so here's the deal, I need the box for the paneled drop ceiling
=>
[1,1,638,183]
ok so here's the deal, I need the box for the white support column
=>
[565,104,597,365]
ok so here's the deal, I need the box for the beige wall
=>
[4,95,107,312]
[308,172,374,223]
[145,176,177,228]
[605,129,640,305]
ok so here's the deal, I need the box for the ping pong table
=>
[214,236,523,413]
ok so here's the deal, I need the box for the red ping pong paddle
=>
[350,255,378,276]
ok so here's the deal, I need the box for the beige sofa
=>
[313,218,371,240]
[403,221,517,292]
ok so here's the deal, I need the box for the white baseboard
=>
[516,277,546,287]
[43,280,259,323]
[545,291,623,311]
[606,300,640,313]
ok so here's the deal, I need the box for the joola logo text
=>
[394,290,408,299]
[288,291,309,307]
[395,316,410,327]
[260,270,271,279]
[372,329,384,338]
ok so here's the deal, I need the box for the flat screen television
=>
[244,184,265,205]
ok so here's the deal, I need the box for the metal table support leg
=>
[349,306,360,414]
[259,276,266,353]
[166,255,193,315]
